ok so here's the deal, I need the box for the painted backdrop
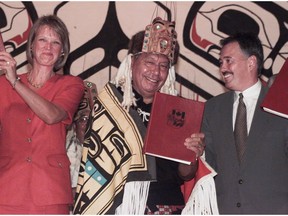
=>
[1,1,287,101]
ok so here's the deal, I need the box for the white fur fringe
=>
[181,158,219,215]
[115,181,150,215]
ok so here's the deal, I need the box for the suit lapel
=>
[241,86,268,168]
[225,92,236,143]
[223,92,240,168]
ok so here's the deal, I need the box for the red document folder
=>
[143,92,205,165]
[261,58,288,119]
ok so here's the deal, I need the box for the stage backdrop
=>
[1,1,287,101]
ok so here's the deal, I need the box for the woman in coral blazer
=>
[0,15,84,214]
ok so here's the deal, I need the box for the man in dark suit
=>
[201,32,288,214]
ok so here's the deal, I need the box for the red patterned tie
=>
[234,93,247,163]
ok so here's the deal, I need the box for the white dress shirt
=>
[233,80,262,134]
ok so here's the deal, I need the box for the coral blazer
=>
[0,74,84,206]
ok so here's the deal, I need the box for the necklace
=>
[27,71,54,88]
[27,75,44,88]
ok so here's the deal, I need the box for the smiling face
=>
[219,41,258,92]
[131,53,170,104]
[32,25,63,68]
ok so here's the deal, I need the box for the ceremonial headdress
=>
[113,17,179,110]
[142,17,177,64]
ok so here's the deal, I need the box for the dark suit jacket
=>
[202,84,288,214]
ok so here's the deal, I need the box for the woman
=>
[0,15,84,214]
[74,17,205,215]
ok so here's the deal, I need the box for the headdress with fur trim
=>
[113,17,179,110]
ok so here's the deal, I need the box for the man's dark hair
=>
[220,32,264,75]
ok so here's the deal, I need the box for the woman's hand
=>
[0,51,17,85]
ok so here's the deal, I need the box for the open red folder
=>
[261,58,288,119]
[143,92,205,165]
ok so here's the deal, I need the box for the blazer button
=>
[26,118,32,123]
[26,157,32,163]
[238,179,243,184]
[237,202,241,208]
